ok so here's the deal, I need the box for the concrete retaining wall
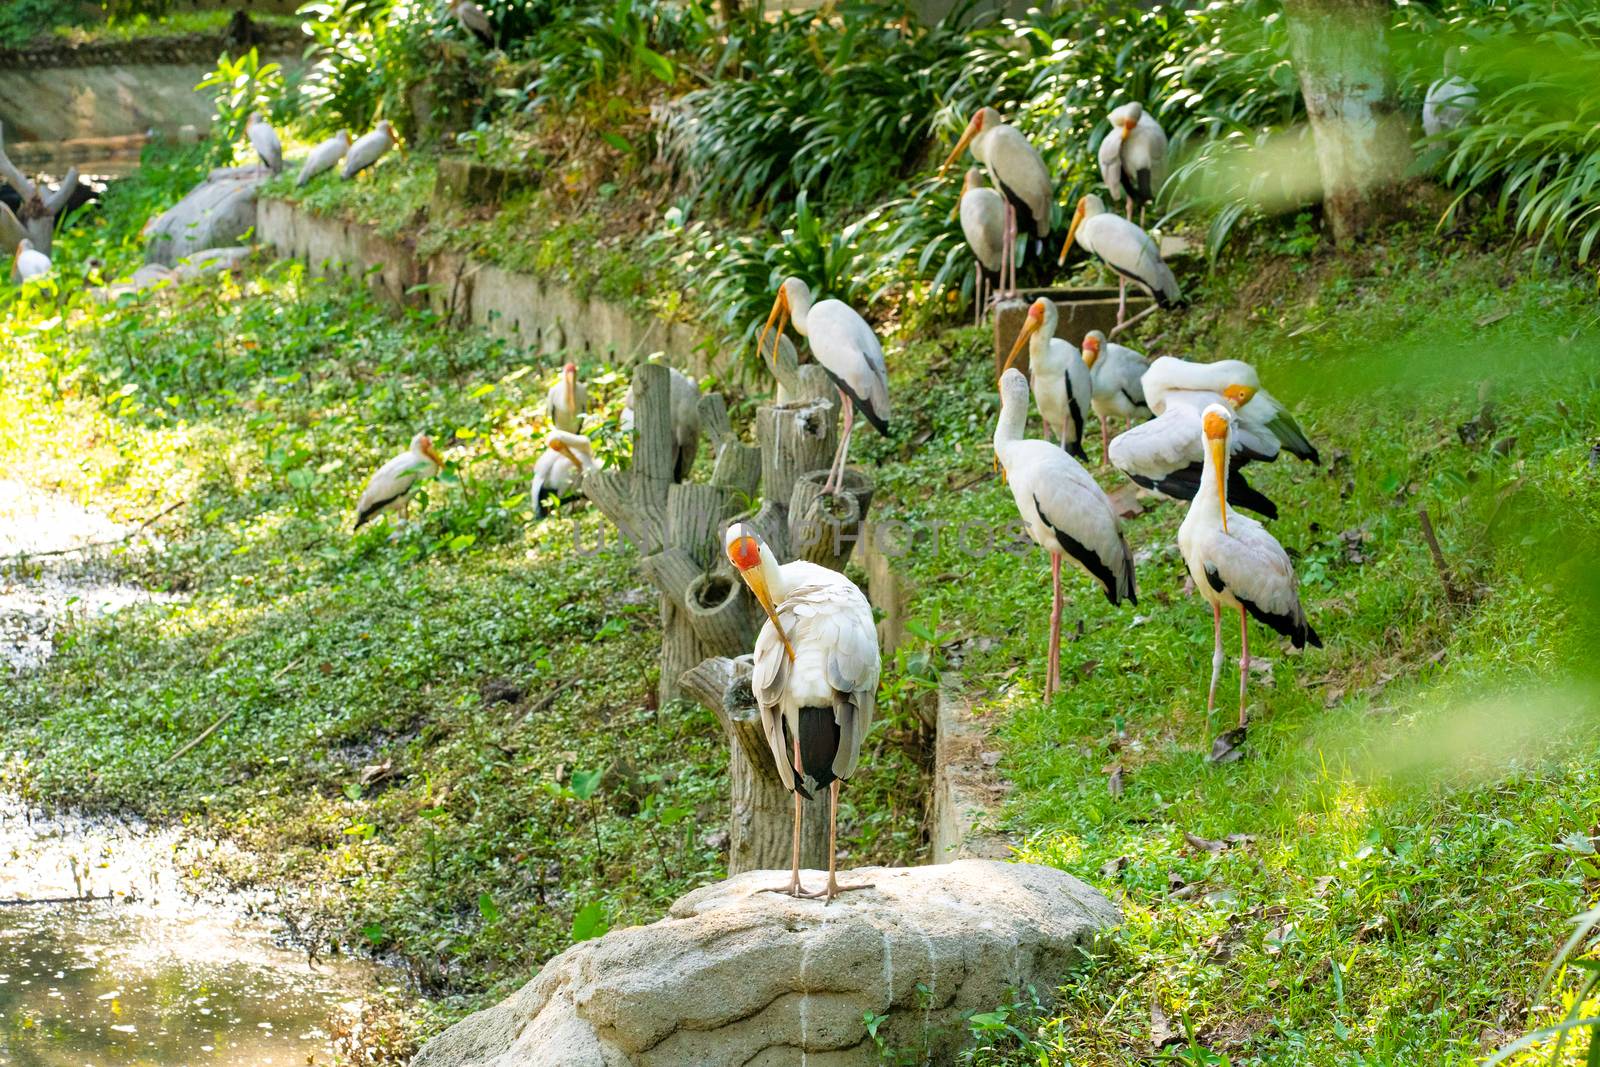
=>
[256,198,712,371]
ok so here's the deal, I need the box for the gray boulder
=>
[412,860,1118,1067]
[145,166,269,267]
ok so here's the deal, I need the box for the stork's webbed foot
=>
[822,878,874,904]
[761,880,823,899]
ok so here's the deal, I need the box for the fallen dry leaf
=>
[1150,1000,1182,1051]
[1107,764,1124,797]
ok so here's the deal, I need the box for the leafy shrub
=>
[0,0,82,46]
[196,48,287,168]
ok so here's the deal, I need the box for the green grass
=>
[849,228,1600,1063]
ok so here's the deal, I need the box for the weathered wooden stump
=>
[680,656,829,874]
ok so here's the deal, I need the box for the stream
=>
[0,483,384,1066]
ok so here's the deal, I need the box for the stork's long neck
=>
[758,542,791,603]
[787,287,813,337]
[994,391,1026,458]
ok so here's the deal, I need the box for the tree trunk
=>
[1281,0,1412,244]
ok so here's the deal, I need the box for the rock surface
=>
[145,166,267,267]
[412,860,1118,1067]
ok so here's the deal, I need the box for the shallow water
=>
[0,802,376,1067]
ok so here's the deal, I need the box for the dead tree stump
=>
[680,656,829,875]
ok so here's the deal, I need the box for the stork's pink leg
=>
[764,734,820,898]
[1117,277,1127,327]
[1110,301,1158,339]
[1004,201,1018,298]
[1206,600,1223,723]
[1237,605,1251,730]
[973,264,982,327]
[824,780,873,904]
[1046,551,1064,699]
[1099,414,1112,468]
[822,393,855,496]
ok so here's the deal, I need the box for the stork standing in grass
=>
[940,107,1051,299]
[1081,329,1150,462]
[758,277,890,496]
[355,432,444,528]
[1179,403,1320,756]
[1142,356,1319,465]
[450,0,495,45]
[343,121,399,179]
[11,238,49,283]
[297,130,350,187]
[545,362,588,433]
[1059,194,1182,332]
[531,430,599,517]
[247,113,283,175]
[725,522,879,903]
[994,368,1136,700]
[1002,298,1090,461]
[958,167,1004,325]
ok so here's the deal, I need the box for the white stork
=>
[531,430,598,517]
[343,121,399,180]
[958,167,1004,325]
[11,238,50,283]
[354,432,444,528]
[1423,50,1477,137]
[1081,329,1150,462]
[622,364,702,481]
[450,0,495,45]
[246,113,282,175]
[725,522,879,902]
[994,368,1136,699]
[940,107,1051,299]
[297,130,350,188]
[1179,404,1320,753]
[1108,385,1285,519]
[545,361,589,433]
[1099,101,1168,226]
[758,277,890,495]
[1059,194,1182,332]
[1001,297,1090,461]
[1142,356,1319,465]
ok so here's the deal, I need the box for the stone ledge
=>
[930,686,1012,862]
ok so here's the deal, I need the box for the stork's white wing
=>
[297,136,346,187]
[1006,439,1134,603]
[1087,214,1179,304]
[1203,514,1303,621]
[986,124,1052,236]
[250,122,282,173]
[959,187,1005,274]
[1098,128,1125,202]
[809,300,890,428]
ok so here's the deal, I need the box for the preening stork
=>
[354,432,444,528]
[1423,50,1477,137]
[1081,329,1150,462]
[1098,102,1168,226]
[995,368,1136,699]
[758,277,890,495]
[1059,194,1182,332]
[246,113,283,175]
[725,522,880,902]
[545,362,589,433]
[1002,298,1091,461]
[450,0,495,45]
[958,168,1004,325]
[343,121,399,180]
[1108,385,1285,519]
[1178,404,1320,752]
[531,430,599,517]
[1142,356,1319,465]
[11,238,50,283]
[622,364,702,481]
[940,107,1051,299]
[297,130,350,188]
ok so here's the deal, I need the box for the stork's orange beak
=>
[1059,203,1085,267]
[564,365,578,417]
[423,442,444,467]
[739,560,795,663]
[757,288,790,374]
[1002,313,1042,379]
[1082,339,1101,369]
[1203,411,1230,534]
[940,114,981,177]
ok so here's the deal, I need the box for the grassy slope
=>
[853,228,1600,1064]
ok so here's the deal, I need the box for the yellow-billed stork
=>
[1099,101,1168,226]
[246,113,282,175]
[1002,297,1090,461]
[1142,356,1319,464]
[531,429,598,517]
[343,121,399,180]
[725,522,879,902]
[297,130,350,188]
[940,107,1051,299]
[11,238,49,283]
[1059,194,1182,332]
[545,362,589,433]
[1081,329,1151,462]
[355,432,444,528]
[958,168,1004,325]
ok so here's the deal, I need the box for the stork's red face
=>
[1082,334,1102,369]
[1222,384,1257,408]
[727,534,761,573]
[1002,302,1047,379]
[418,435,444,467]
[562,363,579,413]
[727,531,795,662]
[939,108,989,177]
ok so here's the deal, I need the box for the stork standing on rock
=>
[725,522,879,903]
[1002,298,1090,461]
[994,368,1136,700]
[1081,330,1150,462]
[957,168,1004,325]
[545,362,588,433]
[1179,404,1320,757]
[246,113,283,174]
[297,130,350,187]
[940,107,1051,300]
[1059,194,1182,332]
[343,121,399,179]
[758,277,890,496]
[355,432,444,528]
[531,430,599,517]
[11,238,50,283]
